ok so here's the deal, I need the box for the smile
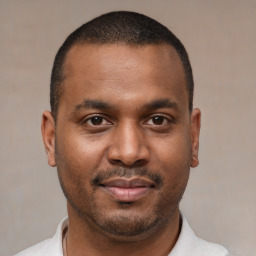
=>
[99,178,155,202]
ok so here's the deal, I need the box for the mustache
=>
[91,168,163,189]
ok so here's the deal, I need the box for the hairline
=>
[54,41,191,121]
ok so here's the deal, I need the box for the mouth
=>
[99,178,155,202]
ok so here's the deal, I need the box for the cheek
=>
[56,130,109,175]
[152,130,192,168]
[150,131,191,190]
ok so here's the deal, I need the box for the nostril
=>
[133,159,149,167]
[109,159,124,165]
[109,158,148,168]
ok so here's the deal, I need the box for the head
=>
[42,11,200,242]
[50,11,194,120]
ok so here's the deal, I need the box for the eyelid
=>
[143,114,173,125]
[81,114,113,126]
[79,113,174,127]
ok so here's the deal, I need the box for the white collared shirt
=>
[14,216,229,256]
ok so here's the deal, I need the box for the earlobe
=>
[41,111,56,167]
[190,108,201,168]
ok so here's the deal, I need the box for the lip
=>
[100,178,155,202]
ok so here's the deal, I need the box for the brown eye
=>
[145,115,170,126]
[152,116,165,125]
[84,116,112,127]
[90,116,103,125]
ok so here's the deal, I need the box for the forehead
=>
[60,43,188,112]
[64,43,185,79]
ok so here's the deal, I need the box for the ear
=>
[41,111,56,167]
[190,108,201,168]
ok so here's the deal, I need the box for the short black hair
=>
[50,11,194,119]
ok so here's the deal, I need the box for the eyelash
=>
[144,115,171,126]
[82,115,112,126]
[81,114,173,128]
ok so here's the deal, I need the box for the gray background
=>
[1,1,255,255]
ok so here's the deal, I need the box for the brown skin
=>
[42,44,201,256]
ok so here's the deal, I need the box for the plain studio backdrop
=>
[0,1,255,255]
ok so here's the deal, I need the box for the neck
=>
[65,204,181,256]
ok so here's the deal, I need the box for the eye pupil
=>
[91,116,103,125]
[153,116,164,125]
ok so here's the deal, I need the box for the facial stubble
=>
[56,157,190,241]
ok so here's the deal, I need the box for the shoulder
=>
[169,215,229,256]
[194,236,229,256]
[13,217,68,256]
[14,239,52,256]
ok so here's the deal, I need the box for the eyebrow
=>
[74,99,113,111]
[74,98,178,112]
[142,98,178,110]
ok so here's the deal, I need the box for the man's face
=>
[42,43,200,240]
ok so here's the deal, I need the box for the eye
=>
[145,115,169,125]
[85,116,111,126]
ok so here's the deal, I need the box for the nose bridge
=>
[108,120,150,166]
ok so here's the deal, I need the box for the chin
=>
[85,206,172,242]
[95,217,160,242]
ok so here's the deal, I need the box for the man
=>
[16,11,229,256]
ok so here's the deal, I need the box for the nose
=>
[107,122,150,167]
